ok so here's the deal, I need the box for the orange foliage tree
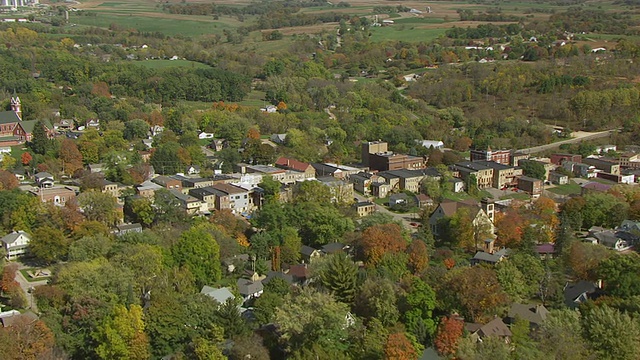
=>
[59,139,84,176]
[495,208,527,248]
[407,240,429,274]
[0,170,18,190]
[434,316,464,357]
[384,332,418,360]
[360,223,408,266]
[20,152,32,166]
[0,318,55,360]
[247,127,261,140]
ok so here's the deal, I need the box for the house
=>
[317,176,354,204]
[415,140,444,150]
[470,249,508,265]
[350,172,380,195]
[1,231,30,260]
[450,178,465,193]
[151,175,182,191]
[53,119,75,131]
[506,304,549,329]
[261,105,277,113]
[475,161,520,189]
[0,310,38,328]
[451,162,494,189]
[564,281,600,309]
[619,152,640,169]
[209,138,226,152]
[354,201,376,217]
[322,242,348,255]
[201,286,235,305]
[236,272,264,302]
[550,153,582,166]
[288,264,311,286]
[379,168,440,193]
[535,243,556,259]
[549,172,569,185]
[429,198,495,237]
[150,125,164,137]
[262,271,294,286]
[300,245,322,263]
[596,144,617,154]
[29,186,76,206]
[87,163,105,174]
[185,165,201,176]
[34,171,54,188]
[270,133,287,145]
[618,220,640,234]
[189,187,217,212]
[466,317,512,343]
[275,157,316,179]
[517,176,543,195]
[588,228,632,251]
[115,223,143,236]
[198,132,214,140]
[210,183,251,214]
[470,147,511,165]
[389,193,410,207]
[136,180,163,198]
[86,118,100,129]
[371,182,392,198]
[311,163,343,178]
[170,189,203,215]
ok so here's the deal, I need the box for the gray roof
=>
[0,231,30,245]
[201,286,235,304]
[478,318,512,338]
[564,281,597,308]
[507,304,549,326]
[322,242,346,254]
[236,277,264,296]
[116,223,142,232]
[472,251,501,263]
[262,271,293,285]
[300,245,320,257]
[0,111,20,125]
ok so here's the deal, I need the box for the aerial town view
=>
[1,0,640,358]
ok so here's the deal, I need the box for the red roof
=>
[275,157,311,173]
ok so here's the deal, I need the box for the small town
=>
[2,0,640,359]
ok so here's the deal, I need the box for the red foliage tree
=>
[247,127,261,140]
[495,208,526,248]
[0,317,55,360]
[20,152,32,166]
[434,316,464,357]
[360,223,408,266]
[59,139,83,176]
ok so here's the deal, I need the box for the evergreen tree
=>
[30,120,49,155]
[319,254,358,304]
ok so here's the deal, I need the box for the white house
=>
[415,140,444,150]
[198,132,214,140]
[1,231,31,260]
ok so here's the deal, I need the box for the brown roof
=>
[478,318,512,338]
[211,183,247,195]
[288,264,310,279]
[439,200,479,217]
[275,157,312,172]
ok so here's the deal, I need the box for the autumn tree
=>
[0,170,18,190]
[407,240,429,274]
[447,267,509,322]
[434,316,464,357]
[360,223,408,266]
[0,317,55,360]
[20,152,32,166]
[93,304,151,360]
[384,332,418,360]
[60,138,84,175]
[567,241,610,281]
[495,208,526,248]
[77,191,119,225]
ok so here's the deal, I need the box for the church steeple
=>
[10,95,21,120]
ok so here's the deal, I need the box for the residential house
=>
[311,163,343,178]
[275,157,316,179]
[415,194,434,208]
[466,318,512,343]
[324,163,364,179]
[350,172,381,195]
[354,201,376,217]
[53,119,75,131]
[200,286,235,306]
[506,304,549,329]
[596,144,617,154]
[115,223,143,236]
[209,138,226,152]
[87,163,105,174]
[150,125,164,137]
[563,161,594,178]
[236,272,264,303]
[270,133,287,145]
[173,175,214,190]
[511,151,530,167]
[564,281,600,309]
[86,119,100,129]
[517,176,543,195]
[389,193,411,207]
[170,189,204,215]
[450,178,465,193]
[587,228,632,251]
[451,162,494,189]
[429,199,495,237]
[300,245,322,263]
[210,183,250,214]
[618,220,640,235]
[475,161,519,189]
[101,179,120,199]
[189,187,217,212]
[151,175,182,191]
[185,165,201,176]
[34,171,54,188]
[262,271,294,286]
[136,180,163,199]
[29,186,76,206]
[322,242,349,256]
[619,152,640,169]
[549,172,569,185]
[535,243,556,259]
[288,264,311,286]
[371,182,392,198]
[1,231,30,260]
[379,169,440,193]
[0,310,38,328]
[198,132,214,140]
[317,176,354,204]
[583,157,620,175]
[470,249,508,266]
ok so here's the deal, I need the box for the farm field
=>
[135,59,212,70]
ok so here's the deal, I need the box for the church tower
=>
[10,96,21,120]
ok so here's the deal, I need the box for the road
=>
[14,263,49,313]
[518,129,616,154]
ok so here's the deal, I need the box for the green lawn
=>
[238,90,267,108]
[547,182,582,195]
[369,26,446,43]
[135,59,211,70]
[19,269,51,283]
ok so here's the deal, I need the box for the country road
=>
[518,129,617,155]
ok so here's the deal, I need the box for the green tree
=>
[258,175,281,204]
[318,254,358,304]
[215,298,248,338]
[403,278,437,345]
[294,202,354,246]
[355,278,399,327]
[293,180,332,204]
[154,189,187,225]
[30,120,50,155]
[172,226,222,287]
[123,119,150,140]
[31,226,70,264]
[93,304,151,360]
[77,191,118,225]
[598,254,640,298]
[68,235,113,262]
[128,197,154,227]
[582,305,640,360]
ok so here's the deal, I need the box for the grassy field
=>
[547,182,582,195]
[369,26,447,43]
[135,59,211,70]
[238,90,268,107]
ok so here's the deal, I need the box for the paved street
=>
[518,129,616,154]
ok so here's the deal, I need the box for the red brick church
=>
[0,97,53,147]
